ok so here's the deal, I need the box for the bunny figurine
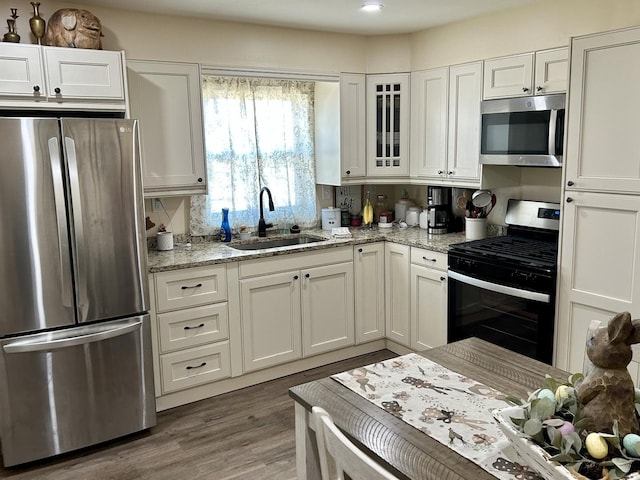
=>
[575,311,640,436]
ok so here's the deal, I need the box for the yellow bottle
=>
[363,191,374,226]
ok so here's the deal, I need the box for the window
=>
[190,75,317,235]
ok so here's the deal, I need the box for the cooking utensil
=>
[483,194,497,217]
[472,189,493,208]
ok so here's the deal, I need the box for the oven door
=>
[447,270,555,364]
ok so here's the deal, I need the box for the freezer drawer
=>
[0,315,156,467]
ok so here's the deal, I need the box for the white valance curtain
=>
[190,75,317,236]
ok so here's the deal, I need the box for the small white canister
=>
[405,207,421,227]
[419,209,429,229]
[157,231,174,251]
[321,207,341,230]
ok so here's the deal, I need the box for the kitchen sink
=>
[230,235,325,251]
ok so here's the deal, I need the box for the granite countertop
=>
[146,226,468,273]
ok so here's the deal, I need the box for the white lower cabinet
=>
[240,270,302,371]
[152,265,231,395]
[354,243,385,343]
[160,342,231,394]
[556,192,640,376]
[410,248,448,350]
[302,263,355,356]
[239,248,354,372]
[385,243,411,347]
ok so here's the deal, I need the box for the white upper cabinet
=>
[0,43,126,110]
[447,62,483,184]
[534,48,569,95]
[43,47,125,100]
[564,28,640,193]
[0,44,44,96]
[483,53,534,99]
[410,67,449,179]
[340,74,367,181]
[366,73,410,178]
[483,48,567,99]
[127,60,206,197]
[410,62,481,186]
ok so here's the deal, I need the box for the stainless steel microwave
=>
[480,93,565,167]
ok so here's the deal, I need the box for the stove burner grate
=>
[450,236,558,269]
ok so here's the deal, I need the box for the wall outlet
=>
[321,185,332,201]
[152,198,164,212]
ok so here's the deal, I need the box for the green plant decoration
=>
[508,373,640,479]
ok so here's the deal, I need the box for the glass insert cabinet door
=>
[366,74,410,177]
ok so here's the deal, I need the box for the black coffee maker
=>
[426,187,451,235]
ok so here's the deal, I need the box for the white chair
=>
[311,406,399,480]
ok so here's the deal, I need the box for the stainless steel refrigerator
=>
[0,117,156,467]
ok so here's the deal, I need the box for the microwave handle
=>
[548,109,558,156]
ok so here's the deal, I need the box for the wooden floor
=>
[0,350,396,480]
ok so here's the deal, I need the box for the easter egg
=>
[585,432,609,459]
[555,385,573,402]
[537,388,556,402]
[558,421,575,436]
[623,433,640,457]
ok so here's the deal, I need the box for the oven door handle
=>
[448,270,551,303]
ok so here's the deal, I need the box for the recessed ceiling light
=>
[361,1,383,12]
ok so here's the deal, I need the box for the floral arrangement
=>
[508,373,640,480]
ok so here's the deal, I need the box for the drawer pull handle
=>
[184,323,205,330]
[423,256,437,262]
[186,362,207,370]
[440,276,446,281]
[181,283,202,290]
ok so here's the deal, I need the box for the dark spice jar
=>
[341,208,350,227]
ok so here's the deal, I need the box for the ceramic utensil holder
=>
[465,218,487,240]
[157,231,174,251]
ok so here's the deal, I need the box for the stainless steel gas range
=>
[447,199,560,364]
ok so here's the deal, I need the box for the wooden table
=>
[289,338,569,480]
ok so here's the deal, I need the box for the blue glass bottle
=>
[220,208,231,242]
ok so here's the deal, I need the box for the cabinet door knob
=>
[33,85,40,92]
[566,197,573,203]
[358,248,363,253]
[54,87,61,94]
[440,276,445,281]
[197,177,203,183]
[345,170,351,175]
[293,275,299,280]
[567,180,574,187]
[447,171,454,175]
[522,87,530,93]
[536,86,543,92]
[305,273,310,278]
[437,170,444,175]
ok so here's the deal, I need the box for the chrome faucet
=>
[258,186,275,237]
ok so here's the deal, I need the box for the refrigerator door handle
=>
[47,137,73,308]
[3,320,142,353]
[64,136,89,321]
